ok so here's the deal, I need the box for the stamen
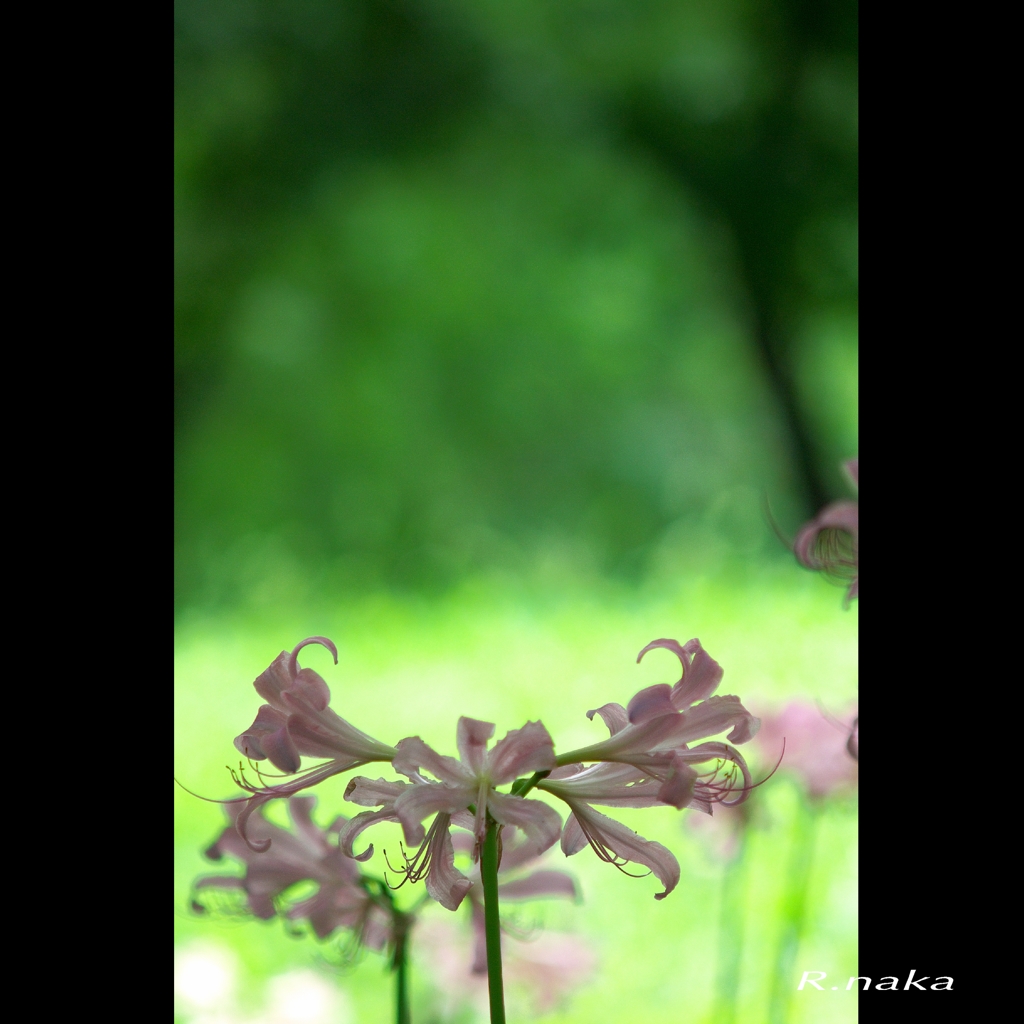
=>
[173,777,248,806]
[574,813,649,879]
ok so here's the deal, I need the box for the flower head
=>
[794,457,859,603]
[533,637,759,897]
[229,637,396,851]
[391,717,563,854]
[558,638,759,810]
[193,796,392,950]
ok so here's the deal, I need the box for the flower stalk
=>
[480,816,506,1024]
[391,909,412,1024]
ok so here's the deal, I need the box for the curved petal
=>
[566,800,680,900]
[457,718,495,774]
[636,638,699,674]
[656,758,698,809]
[675,696,759,745]
[393,782,476,846]
[233,704,290,761]
[337,807,400,861]
[393,737,474,786]
[487,792,562,855]
[425,815,473,911]
[626,684,676,725]
[344,776,408,807]
[287,636,339,675]
[281,668,331,713]
[487,721,557,785]
[252,652,294,709]
[560,813,588,856]
[499,870,578,902]
[670,646,724,709]
[844,458,858,489]
[261,723,302,774]
[586,703,629,736]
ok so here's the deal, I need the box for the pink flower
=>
[390,717,563,855]
[558,639,759,811]
[338,775,474,912]
[753,701,858,800]
[794,457,859,602]
[528,638,758,898]
[450,825,579,974]
[229,637,397,851]
[193,796,392,950]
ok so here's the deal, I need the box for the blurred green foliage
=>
[174,0,857,611]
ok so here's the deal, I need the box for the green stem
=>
[510,770,549,797]
[392,911,411,1024]
[712,828,748,1024]
[480,817,506,1024]
[767,797,819,1024]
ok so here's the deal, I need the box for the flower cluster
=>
[219,634,758,906]
[193,633,760,1020]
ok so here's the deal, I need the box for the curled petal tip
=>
[353,844,374,862]
[636,638,697,670]
[288,636,339,675]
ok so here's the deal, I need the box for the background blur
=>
[175,1,857,1022]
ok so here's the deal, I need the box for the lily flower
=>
[389,718,563,856]
[451,825,579,974]
[229,637,397,850]
[794,457,859,603]
[193,796,392,951]
[537,762,681,899]
[556,638,758,810]
[337,775,474,912]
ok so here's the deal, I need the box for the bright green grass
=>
[175,567,857,1023]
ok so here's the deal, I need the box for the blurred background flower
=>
[753,701,858,802]
[176,1,857,1019]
